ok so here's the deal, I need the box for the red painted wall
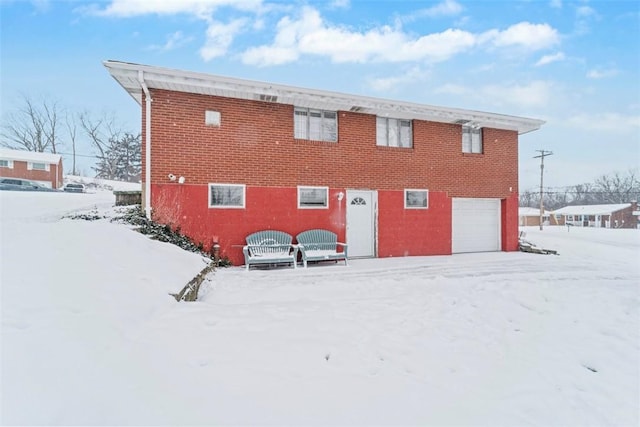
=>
[142,89,521,265]
[0,159,63,188]
[377,190,452,257]
[501,193,520,251]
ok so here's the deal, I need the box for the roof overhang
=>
[103,60,545,135]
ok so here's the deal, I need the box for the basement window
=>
[0,159,13,168]
[298,186,328,209]
[404,189,429,209]
[209,183,245,208]
[294,108,337,142]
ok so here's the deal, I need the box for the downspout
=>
[138,70,152,219]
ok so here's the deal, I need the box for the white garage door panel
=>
[452,198,501,253]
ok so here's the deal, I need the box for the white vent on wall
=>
[205,110,221,127]
[258,94,278,102]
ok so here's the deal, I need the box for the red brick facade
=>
[141,88,521,265]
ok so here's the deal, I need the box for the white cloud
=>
[241,6,480,66]
[435,83,468,96]
[367,67,431,92]
[567,113,640,133]
[574,4,599,35]
[480,80,554,108]
[482,22,559,51]
[148,31,193,52]
[435,80,554,109]
[87,0,260,18]
[87,2,561,70]
[417,0,463,18]
[576,5,596,17]
[535,52,565,66]
[399,0,463,24]
[549,0,562,8]
[241,45,300,66]
[30,0,51,13]
[328,0,350,9]
[200,19,247,61]
[586,68,619,79]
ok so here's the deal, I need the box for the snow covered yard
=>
[1,191,639,426]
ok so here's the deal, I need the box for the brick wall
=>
[143,89,518,196]
[142,89,521,264]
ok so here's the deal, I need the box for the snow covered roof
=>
[552,204,632,216]
[104,60,545,135]
[0,148,62,164]
[519,207,550,216]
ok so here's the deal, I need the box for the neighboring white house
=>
[551,203,636,229]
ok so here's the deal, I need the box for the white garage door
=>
[452,198,501,253]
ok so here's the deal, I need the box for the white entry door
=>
[452,198,501,253]
[346,190,376,258]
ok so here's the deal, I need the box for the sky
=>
[1,0,639,191]
[1,188,639,424]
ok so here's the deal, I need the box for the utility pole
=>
[533,150,553,230]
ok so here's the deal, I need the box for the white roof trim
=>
[104,60,545,135]
[0,148,62,164]
[552,203,632,216]
[519,207,550,216]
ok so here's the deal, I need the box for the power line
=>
[56,152,99,159]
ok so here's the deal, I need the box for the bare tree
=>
[79,111,115,160]
[1,95,63,153]
[519,189,537,208]
[79,111,122,177]
[65,113,79,175]
[593,170,640,204]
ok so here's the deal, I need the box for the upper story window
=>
[462,125,483,153]
[0,159,13,168]
[298,186,328,209]
[28,162,49,171]
[294,108,337,142]
[377,117,412,148]
[208,183,245,208]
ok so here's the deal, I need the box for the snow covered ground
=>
[1,190,639,426]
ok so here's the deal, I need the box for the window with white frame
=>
[208,183,245,208]
[462,125,483,153]
[377,117,412,148]
[294,108,337,142]
[28,162,49,171]
[0,159,13,168]
[298,186,328,209]
[404,189,428,209]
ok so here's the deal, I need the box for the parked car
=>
[0,177,56,192]
[63,183,86,193]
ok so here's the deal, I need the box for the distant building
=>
[551,203,637,229]
[0,148,63,189]
[518,207,550,226]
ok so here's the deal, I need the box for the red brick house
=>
[104,61,544,266]
[0,148,63,189]
[551,203,638,228]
